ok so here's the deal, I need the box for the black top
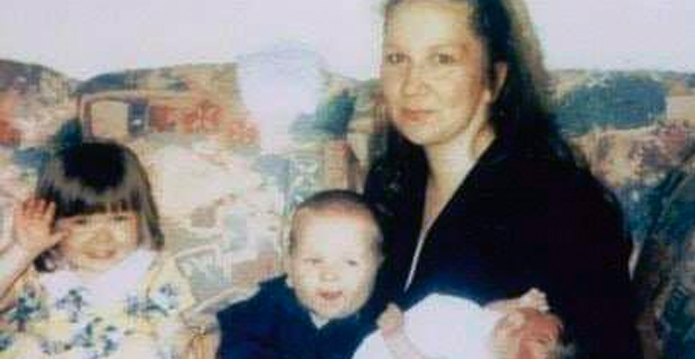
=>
[364,139,641,359]
[216,276,376,359]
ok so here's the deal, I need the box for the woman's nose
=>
[402,64,427,96]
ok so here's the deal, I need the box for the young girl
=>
[0,140,205,359]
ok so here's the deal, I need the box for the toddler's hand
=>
[12,198,67,259]
[377,303,404,338]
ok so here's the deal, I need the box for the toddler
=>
[216,190,383,359]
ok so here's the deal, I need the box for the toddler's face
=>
[287,214,380,321]
[55,211,139,277]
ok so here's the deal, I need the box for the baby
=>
[354,289,562,359]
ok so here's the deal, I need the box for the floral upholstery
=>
[1,59,695,358]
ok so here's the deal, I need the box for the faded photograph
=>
[1,1,694,358]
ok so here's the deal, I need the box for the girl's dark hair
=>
[34,140,163,271]
[377,0,579,201]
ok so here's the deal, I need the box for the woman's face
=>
[381,0,505,149]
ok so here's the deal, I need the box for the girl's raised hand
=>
[12,198,67,259]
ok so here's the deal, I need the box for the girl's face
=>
[55,211,139,277]
[381,0,505,150]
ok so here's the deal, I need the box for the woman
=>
[363,0,641,358]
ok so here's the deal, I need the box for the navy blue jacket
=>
[216,276,376,359]
[365,138,642,359]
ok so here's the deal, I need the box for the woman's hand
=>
[378,303,405,338]
[11,198,67,260]
[492,308,562,359]
[516,309,562,359]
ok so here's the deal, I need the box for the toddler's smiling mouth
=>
[318,290,343,301]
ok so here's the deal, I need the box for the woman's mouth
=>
[400,108,435,123]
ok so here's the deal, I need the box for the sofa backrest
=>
[2,60,695,356]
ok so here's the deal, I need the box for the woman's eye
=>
[305,258,321,265]
[433,53,457,65]
[346,260,360,267]
[385,53,407,65]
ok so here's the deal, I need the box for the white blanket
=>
[353,294,501,359]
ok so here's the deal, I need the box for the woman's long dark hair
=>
[372,0,579,203]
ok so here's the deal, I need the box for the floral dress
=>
[0,250,198,359]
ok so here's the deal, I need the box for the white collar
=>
[40,249,157,307]
[310,312,330,329]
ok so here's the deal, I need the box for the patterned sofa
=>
[1,58,695,358]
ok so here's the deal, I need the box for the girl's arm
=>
[0,199,67,309]
[147,253,220,359]
[0,241,35,310]
[182,329,220,359]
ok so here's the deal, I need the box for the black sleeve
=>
[216,298,280,359]
[542,171,642,359]
[363,159,395,231]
